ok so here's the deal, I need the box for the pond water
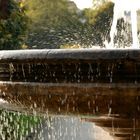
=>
[0,99,114,140]
[25,116,113,140]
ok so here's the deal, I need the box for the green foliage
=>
[0,109,41,139]
[25,0,72,29]
[25,0,115,48]
[0,0,28,50]
[25,0,92,48]
[83,2,114,45]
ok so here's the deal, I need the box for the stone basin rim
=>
[0,49,140,63]
[1,81,140,88]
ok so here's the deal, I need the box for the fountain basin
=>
[0,49,140,83]
[0,49,140,140]
[0,49,140,115]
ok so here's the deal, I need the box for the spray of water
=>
[109,0,140,49]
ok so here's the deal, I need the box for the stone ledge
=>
[0,49,140,63]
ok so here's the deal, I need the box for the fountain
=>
[0,49,140,139]
[0,0,140,140]
[109,0,140,48]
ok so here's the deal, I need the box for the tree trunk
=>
[0,0,9,19]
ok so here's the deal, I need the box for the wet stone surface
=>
[0,60,140,83]
[0,49,140,140]
[0,49,140,83]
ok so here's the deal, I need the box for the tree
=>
[0,0,28,50]
[26,0,128,48]
[83,2,114,46]
[0,0,9,19]
[25,0,90,48]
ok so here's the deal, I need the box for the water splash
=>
[109,0,140,49]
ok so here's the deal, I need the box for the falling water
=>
[109,0,140,48]
[131,10,138,48]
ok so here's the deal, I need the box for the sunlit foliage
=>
[25,0,94,48]
[25,0,115,48]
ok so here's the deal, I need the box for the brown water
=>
[0,99,113,140]
[0,82,140,140]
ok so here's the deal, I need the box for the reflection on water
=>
[0,98,113,140]
[0,108,113,140]
[93,125,113,140]
[25,116,113,140]
[0,82,140,139]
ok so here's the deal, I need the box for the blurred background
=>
[1,0,140,50]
